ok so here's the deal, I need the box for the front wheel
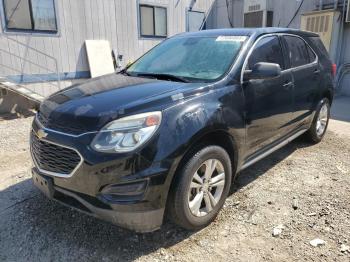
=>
[305,98,330,143]
[168,145,232,230]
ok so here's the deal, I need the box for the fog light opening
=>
[100,180,148,200]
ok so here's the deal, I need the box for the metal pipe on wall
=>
[189,0,197,10]
[339,0,347,63]
[334,0,339,9]
[335,0,348,91]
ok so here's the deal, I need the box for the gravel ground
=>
[0,116,350,262]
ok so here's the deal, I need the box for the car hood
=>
[38,73,205,134]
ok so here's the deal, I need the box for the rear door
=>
[243,35,294,156]
[282,35,320,126]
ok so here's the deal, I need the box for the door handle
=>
[314,69,320,74]
[283,81,293,89]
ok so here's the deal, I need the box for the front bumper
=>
[30,117,171,232]
[32,168,164,232]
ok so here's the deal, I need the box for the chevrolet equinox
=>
[31,28,335,232]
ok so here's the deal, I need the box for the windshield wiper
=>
[119,69,131,76]
[135,73,190,83]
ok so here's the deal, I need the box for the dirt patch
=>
[0,117,349,261]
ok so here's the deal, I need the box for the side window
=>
[309,37,329,58]
[284,36,310,67]
[248,36,284,70]
[307,45,317,63]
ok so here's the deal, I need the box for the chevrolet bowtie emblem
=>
[36,129,48,139]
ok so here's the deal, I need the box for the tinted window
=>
[248,36,284,69]
[309,37,329,58]
[284,36,310,67]
[307,46,316,62]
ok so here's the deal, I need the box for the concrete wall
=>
[0,0,214,82]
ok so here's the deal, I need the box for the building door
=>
[186,10,205,32]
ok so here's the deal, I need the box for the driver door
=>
[243,35,294,156]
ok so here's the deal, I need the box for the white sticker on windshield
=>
[216,36,247,42]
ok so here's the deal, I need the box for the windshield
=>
[126,35,247,82]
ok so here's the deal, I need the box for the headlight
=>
[91,111,162,153]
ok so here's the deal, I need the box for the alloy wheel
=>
[316,103,328,137]
[188,159,225,217]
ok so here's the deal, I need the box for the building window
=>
[3,0,58,33]
[139,4,167,38]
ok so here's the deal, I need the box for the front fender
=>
[160,85,244,160]
[144,84,245,207]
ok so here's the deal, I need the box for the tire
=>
[305,98,330,143]
[168,145,232,230]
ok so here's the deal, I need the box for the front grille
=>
[30,131,81,175]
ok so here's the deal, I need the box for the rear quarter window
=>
[308,37,329,57]
[307,44,317,63]
[284,36,310,67]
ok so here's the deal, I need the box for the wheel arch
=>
[164,129,240,219]
[170,129,240,189]
[322,88,333,105]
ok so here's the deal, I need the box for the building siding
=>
[0,0,214,82]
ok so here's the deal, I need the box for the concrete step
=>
[0,79,44,103]
[0,77,43,115]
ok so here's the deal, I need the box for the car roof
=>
[174,28,319,38]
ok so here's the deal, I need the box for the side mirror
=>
[244,62,281,80]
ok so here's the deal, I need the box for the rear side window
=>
[307,47,316,62]
[308,37,329,58]
[284,36,315,67]
[248,36,284,70]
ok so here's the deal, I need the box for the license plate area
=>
[32,170,54,198]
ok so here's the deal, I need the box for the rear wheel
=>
[305,98,330,143]
[168,145,232,230]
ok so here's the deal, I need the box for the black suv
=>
[30,28,335,232]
